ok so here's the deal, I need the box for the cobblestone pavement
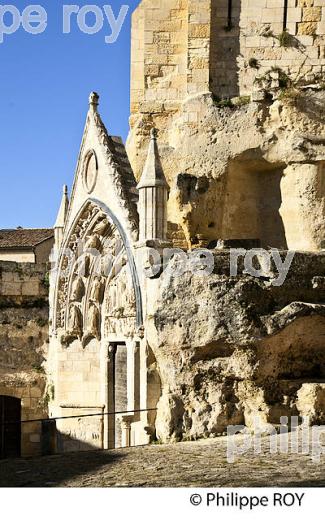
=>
[0,432,325,487]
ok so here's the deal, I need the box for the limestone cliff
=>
[146,252,325,440]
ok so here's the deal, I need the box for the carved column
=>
[121,417,132,448]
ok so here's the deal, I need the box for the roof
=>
[0,229,54,250]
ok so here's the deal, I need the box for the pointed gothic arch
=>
[52,198,142,344]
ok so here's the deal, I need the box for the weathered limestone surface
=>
[128,90,325,251]
[0,262,49,456]
[297,383,325,424]
[144,252,325,441]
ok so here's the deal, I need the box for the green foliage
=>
[30,298,48,309]
[43,384,55,406]
[214,98,234,108]
[32,363,46,374]
[233,95,251,106]
[14,265,23,278]
[261,27,298,48]
[213,95,250,109]
[35,317,48,327]
[249,57,260,69]
[278,87,302,104]
[42,271,50,289]
[278,29,291,47]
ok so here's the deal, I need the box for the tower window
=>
[227,0,233,30]
[283,0,288,31]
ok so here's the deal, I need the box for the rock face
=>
[146,252,325,440]
[297,384,325,425]
[128,90,325,251]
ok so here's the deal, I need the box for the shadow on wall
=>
[221,156,288,249]
[210,0,242,99]
[295,92,325,125]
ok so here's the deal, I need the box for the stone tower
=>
[129,0,325,116]
[127,0,325,252]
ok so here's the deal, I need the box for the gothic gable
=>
[64,93,139,246]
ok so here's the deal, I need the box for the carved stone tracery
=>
[54,201,138,347]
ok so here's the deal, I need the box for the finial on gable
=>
[54,184,70,250]
[89,92,99,111]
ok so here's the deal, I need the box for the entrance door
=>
[0,396,21,459]
[114,343,128,448]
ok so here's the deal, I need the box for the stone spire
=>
[137,128,169,190]
[54,185,69,249]
[137,128,169,242]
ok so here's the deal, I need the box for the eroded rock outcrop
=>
[146,252,325,440]
[128,90,325,251]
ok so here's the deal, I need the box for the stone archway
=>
[53,199,142,342]
[50,200,147,452]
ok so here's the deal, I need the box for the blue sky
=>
[0,0,140,228]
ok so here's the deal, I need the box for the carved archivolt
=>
[54,201,140,346]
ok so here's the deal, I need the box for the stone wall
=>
[130,0,188,115]
[47,337,103,453]
[130,0,325,112]
[0,261,49,457]
[127,1,325,251]
[34,238,54,264]
[0,251,35,263]
[211,0,325,99]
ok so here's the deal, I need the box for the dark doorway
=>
[108,342,128,448]
[42,419,56,456]
[113,343,128,448]
[0,396,21,459]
